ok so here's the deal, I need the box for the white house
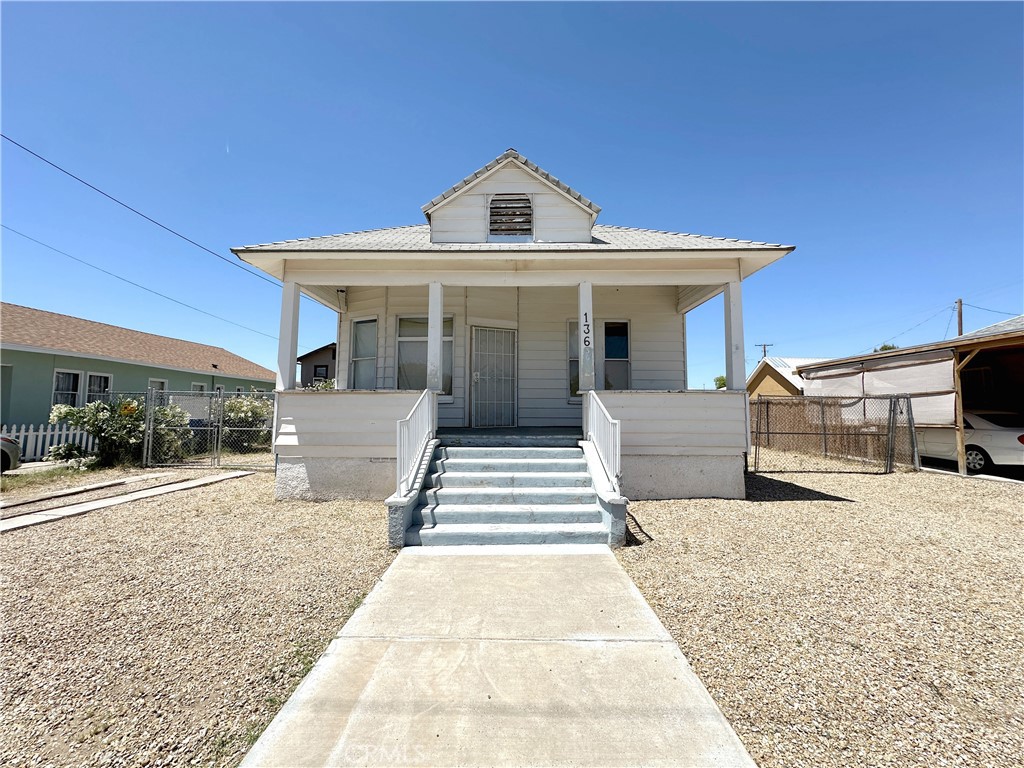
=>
[233,150,794,546]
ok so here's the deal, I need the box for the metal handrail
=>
[396,389,436,496]
[585,390,621,488]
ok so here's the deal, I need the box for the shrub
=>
[49,396,192,466]
[221,395,274,453]
[45,442,91,462]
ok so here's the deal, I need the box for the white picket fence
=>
[1,423,97,462]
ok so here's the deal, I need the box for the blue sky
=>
[3,1,1022,389]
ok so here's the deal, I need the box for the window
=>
[86,373,112,403]
[488,194,532,240]
[351,319,378,389]
[191,382,207,393]
[313,364,329,380]
[568,321,581,399]
[397,317,453,395]
[235,386,244,394]
[53,370,81,406]
[214,385,225,395]
[603,321,630,390]
[567,320,631,395]
[148,378,167,392]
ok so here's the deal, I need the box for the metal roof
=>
[421,148,601,218]
[233,223,793,254]
[748,357,825,390]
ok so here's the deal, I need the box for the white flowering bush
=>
[222,395,274,452]
[304,379,336,391]
[49,396,191,466]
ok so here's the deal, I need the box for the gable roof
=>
[297,342,335,362]
[747,357,825,391]
[0,303,275,382]
[234,223,793,254]
[421,149,602,219]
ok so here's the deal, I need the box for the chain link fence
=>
[143,390,274,469]
[750,395,919,474]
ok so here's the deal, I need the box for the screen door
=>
[471,327,517,427]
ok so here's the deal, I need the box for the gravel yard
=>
[1,472,395,768]
[618,470,1024,768]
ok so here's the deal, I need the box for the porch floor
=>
[437,426,582,448]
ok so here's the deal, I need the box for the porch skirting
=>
[618,455,745,500]
[275,456,396,501]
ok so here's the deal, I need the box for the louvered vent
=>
[489,194,533,237]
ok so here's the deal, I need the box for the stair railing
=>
[585,391,621,490]
[397,389,437,496]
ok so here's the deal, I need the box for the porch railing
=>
[585,391,621,489]
[396,389,437,496]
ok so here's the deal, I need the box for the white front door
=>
[471,327,517,428]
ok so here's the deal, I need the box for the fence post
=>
[885,397,898,474]
[820,399,828,457]
[142,389,154,467]
[752,398,763,473]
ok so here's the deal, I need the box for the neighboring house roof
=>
[421,148,602,219]
[954,314,1024,342]
[297,342,335,362]
[234,223,793,254]
[747,357,826,391]
[0,303,275,381]
[797,314,1024,374]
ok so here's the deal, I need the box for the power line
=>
[861,304,953,353]
[3,225,312,350]
[962,302,1019,317]
[1,133,280,288]
[942,304,956,340]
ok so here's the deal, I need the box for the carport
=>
[795,315,1023,474]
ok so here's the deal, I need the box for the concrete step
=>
[438,434,581,448]
[405,522,608,546]
[442,447,582,460]
[421,486,598,506]
[426,471,593,489]
[416,503,604,525]
[432,457,588,473]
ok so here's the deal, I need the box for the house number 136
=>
[582,312,592,347]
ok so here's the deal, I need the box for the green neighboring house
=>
[1,302,275,427]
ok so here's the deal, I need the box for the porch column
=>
[334,288,348,390]
[681,312,689,389]
[724,280,745,390]
[426,282,444,392]
[277,280,300,390]
[578,281,596,392]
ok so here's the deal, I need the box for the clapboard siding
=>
[599,391,748,456]
[517,287,580,427]
[378,286,468,427]
[430,165,592,244]
[275,391,420,458]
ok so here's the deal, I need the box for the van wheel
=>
[965,446,990,473]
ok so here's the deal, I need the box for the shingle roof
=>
[0,303,275,382]
[421,148,601,217]
[954,314,1024,342]
[234,223,792,253]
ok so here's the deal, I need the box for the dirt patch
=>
[0,473,396,767]
[618,470,1024,768]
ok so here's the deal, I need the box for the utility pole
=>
[956,298,963,336]
[755,343,774,359]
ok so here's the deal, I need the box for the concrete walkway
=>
[242,545,756,768]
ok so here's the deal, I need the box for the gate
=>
[751,395,919,474]
[143,390,275,469]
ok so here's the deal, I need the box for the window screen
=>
[351,319,378,389]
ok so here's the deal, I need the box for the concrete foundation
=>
[620,454,746,500]
[275,456,396,500]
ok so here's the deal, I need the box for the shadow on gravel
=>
[745,474,853,503]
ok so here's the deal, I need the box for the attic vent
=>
[489,194,533,237]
